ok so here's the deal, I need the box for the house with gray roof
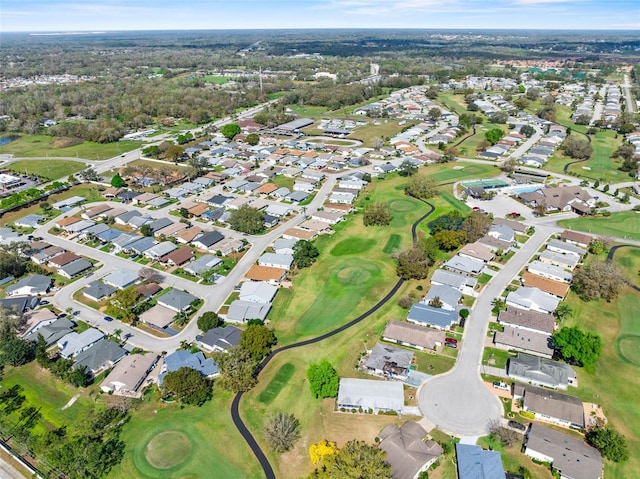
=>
[183,255,222,276]
[258,252,294,270]
[78,223,110,239]
[114,210,141,225]
[238,281,278,304]
[430,269,477,296]
[527,260,573,283]
[538,250,579,270]
[158,350,219,385]
[100,353,159,397]
[493,326,554,359]
[407,303,458,330]
[365,343,413,380]
[14,214,45,228]
[144,241,177,260]
[109,233,141,252]
[442,255,485,277]
[24,317,74,346]
[65,219,96,234]
[52,196,85,210]
[546,239,587,258]
[6,274,51,297]
[72,338,126,376]
[59,258,93,279]
[270,187,290,198]
[382,320,445,352]
[455,444,505,479]
[147,218,174,234]
[379,422,443,479]
[103,269,139,290]
[487,224,515,243]
[506,286,560,315]
[127,237,156,255]
[195,325,242,353]
[191,231,224,250]
[524,423,602,479]
[273,237,298,255]
[337,378,404,414]
[515,384,584,428]
[422,284,461,311]
[226,300,271,323]
[157,289,198,312]
[57,328,105,359]
[508,353,577,390]
[286,191,310,203]
[83,281,117,302]
[128,215,154,230]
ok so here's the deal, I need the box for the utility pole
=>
[259,66,263,94]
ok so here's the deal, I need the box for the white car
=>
[493,382,510,391]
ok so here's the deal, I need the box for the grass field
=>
[110,389,262,479]
[478,435,553,479]
[0,134,143,160]
[258,363,297,404]
[456,123,507,158]
[202,75,230,84]
[347,119,418,148]
[288,105,329,118]
[425,162,498,184]
[437,92,470,117]
[558,211,640,241]
[7,159,85,180]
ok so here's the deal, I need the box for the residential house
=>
[100,354,160,397]
[493,326,554,359]
[337,378,404,414]
[183,255,222,277]
[378,422,444,479]
[508,354,577,390]
[128,215,154,230]
[81,203,112,220]
[458,242,495,263]
[430,269,477,297]
[514,385,585,428]
[192,231,224,251]
[518,185,594,214]
[492,217,528,234]
[538,250,580,270]
[487,224,515,244]
[24,317,74,346]
[546,239,586,258]
[135,282,162,299]
[265,204,293,218]
[57,328,105,359]
[126,237,156,255]
[83,281,117,302]
[48,252,81,269]
[238,281,278,304]
[282,227,317,241]
[273,238,298,255]
[226,300,271,323]
[527,260,573,283]
[103,269,139,290]
[506,287,560,315]
[139,305,178,329]
[442,256,485,277]
[497,308,555,335]
[258,253,294,270]
[59,259,93,279]
[147,218,174,235]
[144,241,177,260]
[422,284,461,311]
[6,274,51,297]
[157,289,198,312]
[286,191,310,203]
[382,320,445,352]
[72,339,126,376]
[455,444,505,479]
[478,234,513,253]
[14,214,45,228]
[407,303,459,330]
[195,325,242,353]
[20,308,58,338]
[245,265,287,285]
[524,423,602,479]
[176,226,203,244]
[159,247,194,267]
[114,210,141,226]
[110,233,142,253]
[365,343,413,380]
[559,230,593,248]
[311,210,344,224]
[521,272,570,298]
[159,350,219,384]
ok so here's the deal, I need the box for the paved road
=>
[418,225,557,435]
[43,174,338,352]
[0,458,27,479]
[506,124,544,161]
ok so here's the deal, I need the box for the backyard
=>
[558,211,640,241]
[0,134,143,160]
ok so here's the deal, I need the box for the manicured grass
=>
[330,237,377,256]
[270,175,294,191]
[456,123,507,158]
[482,347,514,369]
[558,211,640,241]
[202,75,230,84]
[437,92,470,117]
[478,436,553,479]
[110,390,261,479]
[347,119,418,148]
[383,234,402,254]
[426,163,498,184]
[0,134,143,160]
[413,351,456,375]
[7,159,85,181]
[258,363,296,404]
[288,105,329,118]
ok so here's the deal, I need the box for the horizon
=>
[2,0,639,33]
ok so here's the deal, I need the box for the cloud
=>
[512,0,581,4]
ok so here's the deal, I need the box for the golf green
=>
[335,265,373,285]
[617,335,640,366]
[145,431,193,470]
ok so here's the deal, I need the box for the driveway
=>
[418,225,556,435]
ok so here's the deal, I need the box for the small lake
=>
[0,136,18,147]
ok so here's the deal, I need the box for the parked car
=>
[493,382,510,391]
[39,300,49,305]
[445,337,458,344]
[508,212,520,218]
[444,342,457,349]
[103,316,114,322]
[508,420,527,431]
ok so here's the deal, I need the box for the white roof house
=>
[422,284,462,311]
[546,239,587,258]
[506,287,560,315]
[431,269,477,296]
[337,378,404,413]
[103,269,139,289]
[442,255,485,276]
[57,328,105,359]
[258,253,294,270]
[6,274,51,297]
[527,260,573,283]
[238,281,278,304]
[144,241,177,260]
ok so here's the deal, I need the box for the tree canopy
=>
[552,326,602,369]
[396,247,432,280]
[363,202,391,226]
[213,346,257,392]
[228,205,264,234]
[162,367,212,406]
[405,175,437,199]
[306,360,340,399]
[484,128,505,145]
[245,133,260,145]
[197,311,222,332]
[110,173,126,188]
[572,261,623,302]
[220,123,241,139]
[586,425,629,463]
[561,135,592,159]
[293,240,320,268]
[397,160,418,177]
[240,324,277,361]
[309,440,392,479]
[264,412,301,453]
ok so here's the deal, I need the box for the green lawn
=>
[346,119,418,148]
[0,134,143,160]
[426,163,498,184]
[269,175,294,191]
[7,159,85,181]
[456,123,507,158]
[482,347,514,369]
[258,363,296,404]
[288,105,329,118]
[110,390,262,479]
[558,211,640,241]
[477,436,553,479]
[202,75,231,84]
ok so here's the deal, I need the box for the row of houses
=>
[518,124,567,168]
[27,241,94,279]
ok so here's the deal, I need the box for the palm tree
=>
[554,302,573,323]
[113,328,123,342]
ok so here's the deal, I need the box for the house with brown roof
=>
[176,226,203,244]
[256,183,278,195]
[492,217,528,234]
[521,272,570,298]
[493,326,554,359]
[48,252,81,268]
[559,230,593,248]
[497,308,555,335]
[282,228,318,241]
[55,217,81,228]
[245,265,287,285]
[187,204,209,217]
[160,247,194,267]
[378,422,444,479]
[154,222,188,237]
[514,384,585,428]
[102,187,124,198]
[518,185,594,214]
[81,203,112,219]
[458,242,495,263]
[382,320,445,351]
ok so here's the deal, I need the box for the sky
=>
[1,0,639,32]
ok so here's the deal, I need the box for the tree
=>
[245,133,260,145]
[575,114,591,125]
[363,202,391,226]
[586,425,629,463]
[561,136,592,159]
[428,296,443,308]
[165,144,185,163]
[552,326,602,369]
[310,440,392,479]
[526,88,540,101]
[428,107,441,120]
[240,324,277,361]
[106,287,141,323]
[572,261,624,302]
[79,167,99,182]
[588,239,605,255]
[197,311,222,332]
[396,247,432,280]
[484,128,505,145]
[139,224,151,237]
[309,440,338,466]
[110,173,126,188]
[220,123,241,139]
[434,230,467,251]
[398,160,418,177]
[142,145,160,158]
[188,155,209,175]
[163,367,212,406]
[554,302,573,322]
[212,346,257,392]
[460,212,491,242]
[405,175,436,199]
[520,125,536,137]
[0,336,35,367]
[488,419,519,448]
[306,360,339,399]
[138,267,163,284]
[35,333,49,367]
[228,205,264,234]
[491,111,509,124]
[264,412,301,453]
[293,240,320,268]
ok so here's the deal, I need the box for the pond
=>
[0,135,19,147]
